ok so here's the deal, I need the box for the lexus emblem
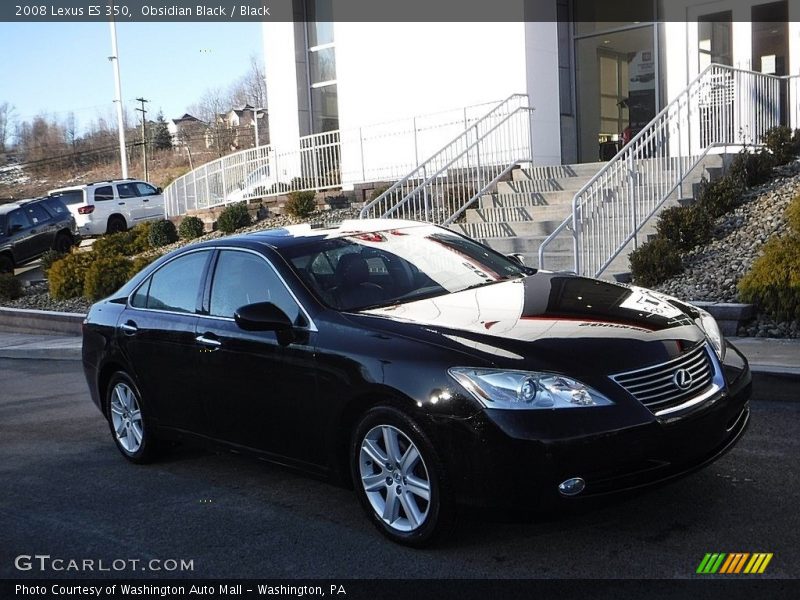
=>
[673,368,693,390]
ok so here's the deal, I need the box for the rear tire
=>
[0,254,13,274]
[351,405,455,546]
[105,372,160,464]
[106,216,127,235]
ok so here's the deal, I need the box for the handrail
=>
[359,94,530,220]
[380,107,534,220]
[538,63,789,277]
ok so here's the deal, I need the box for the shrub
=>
[129,253,162,278]
[727,148,775,188]
[93,223,151,257]
[284,191,317,219]
[48,251,94,300]
[216,202,252,234]
[39,249,67,275]
[785,194,800,232]
[83,254,132,301]
[178,216,205,240]
[629,237,684,288]
[696,176,743,219]
[655,205,712,251]
[148,220,178,247]
[761,126,799,166]
[0,273,23,300]
[739,233,800,321]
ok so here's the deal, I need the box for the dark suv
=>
[0,197,78,273]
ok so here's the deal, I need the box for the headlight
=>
[696,308,726,361]
[448,368,614,410]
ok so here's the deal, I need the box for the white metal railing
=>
[164,99,505,217]
[359,94,532,223]
[538,64,795,277]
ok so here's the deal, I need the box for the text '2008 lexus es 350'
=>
[82,219,751,546]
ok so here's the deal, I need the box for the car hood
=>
[356,272,707,377]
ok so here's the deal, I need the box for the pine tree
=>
[152,111,173,151]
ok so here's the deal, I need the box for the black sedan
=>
[82,219,751,546]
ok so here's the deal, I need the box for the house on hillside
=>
[218,104,269,149]
[167,113,205,148]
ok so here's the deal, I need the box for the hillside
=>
[0,148,214,202]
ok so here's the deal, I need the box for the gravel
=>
[655,161,800,339]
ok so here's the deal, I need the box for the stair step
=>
[513,162,608,180]
[467,206,571,223]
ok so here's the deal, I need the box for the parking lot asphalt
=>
[1,358,798,580]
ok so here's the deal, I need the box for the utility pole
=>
[108,5,128,179]
[253,107,261,148]
[135,97,149,180]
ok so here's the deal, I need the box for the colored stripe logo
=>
[697,553,773,574]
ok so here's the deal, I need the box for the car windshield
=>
[282,224,530,311]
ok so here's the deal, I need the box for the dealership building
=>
[262,0,798,169]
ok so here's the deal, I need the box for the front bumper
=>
[436,342,752,509]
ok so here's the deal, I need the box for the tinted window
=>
[40,197,69,218]
[94,186,114,202]
[49,190,84,205]
[24,203,51,225]
[209,250,301,323]
[131,251,209,313]
[117,183,138,199]
[134,182,158,196]
[7,209,31,232]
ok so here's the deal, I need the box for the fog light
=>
[558,477,586,497]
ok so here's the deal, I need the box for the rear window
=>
[39,197,69,218]
[49,190,85,205]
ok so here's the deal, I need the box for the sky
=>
[0,21,264,134]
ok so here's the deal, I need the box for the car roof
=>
[0,197,48,215]
[48,179,143,194]
[239,219,428,250]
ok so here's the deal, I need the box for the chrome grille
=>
[611,344,715,414]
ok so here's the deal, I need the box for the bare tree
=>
[190,88,236,157]
[229,54,267,110]
[0,102,14,154]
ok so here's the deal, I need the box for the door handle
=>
[196,334,222,350]
[142,199,149,202]
[119,321,138,335]
[118,202,125,205]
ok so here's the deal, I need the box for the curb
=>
[0,306,85,335]
[0,345,81,361]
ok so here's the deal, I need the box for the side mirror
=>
[234,302,293,332]
[156,187,163,194]
[506,253,525,266]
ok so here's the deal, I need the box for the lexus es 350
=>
[82,220,751,545]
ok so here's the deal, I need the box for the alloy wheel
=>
[109,382,144,454]
[358,424,431,532]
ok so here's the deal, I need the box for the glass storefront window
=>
[311,84,339,132]
[573,0,654,36]
[698,12,732,70]
[309,47,336,84]
[575,26,656,162]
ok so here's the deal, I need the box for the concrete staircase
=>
[449,155,730,280]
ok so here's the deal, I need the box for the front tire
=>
[105,372,160,464]
[351,406,454,546]
[53,232,73,253]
